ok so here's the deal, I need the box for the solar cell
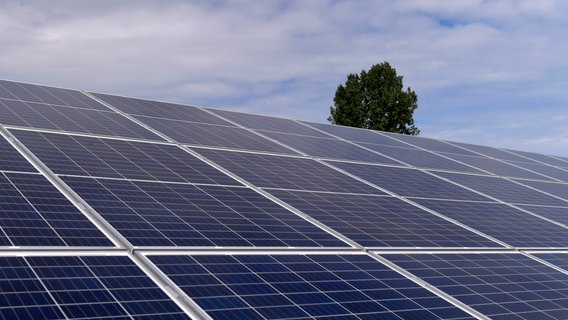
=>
[532,253,568,272]
[63,176,347,247]
[0,135,37,173]
[435,171,568,206]
[379,132,479,156]
[518,205,568,227]
[0,255,190,319]
[450,142,540,163]
[260,131,403,165]
[506,149,568,168]
[329,161,489,201]
[150,254,475,319]
[301,121,410,146]
[13,130,239,185]
[196,148,382,194]
[515,180,568,201]
[357,143,484,173]
[266,189,501,248]
[0,98,162,140]
[0,172,113,247]
[384,253,568,319]
[207,108,332,137]
[414,199,568,247]
[505,161,568,182]
[0,80,110,111]
[440,153,552,180]
[92,92,232,125]
[134,115,297,154]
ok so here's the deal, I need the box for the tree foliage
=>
[328,62,420,135]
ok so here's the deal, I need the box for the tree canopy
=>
[328,62,420,135]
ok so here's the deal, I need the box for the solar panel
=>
[0,98,162,140]
[0,255,190,319]
[506,149,568,168]
[0,135,37,173]
[207,108,332,137]
[133,115,298,154]
[413,199,568,247]
[435,171,568,206]
[92,92,232,125]
[532,253,568,272]
[383,253,568,320]
[259,131,403,165]
[12,130,239,185]
[196,148,382,194]
[329,161,490,201]
[266,189,501,248]
[149,254,475,319]
[63,176,347,248]
[514,180,568,201]
[518,205,568,227]
[505,161,568,182]
[379,132,479,156]
[0,172,112,247]
[301,121,410,146]
[450,141,540,163]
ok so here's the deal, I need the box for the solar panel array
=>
[1,79,568,319]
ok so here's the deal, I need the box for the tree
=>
[328,62,420,135]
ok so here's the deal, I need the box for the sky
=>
[1,0,568,157]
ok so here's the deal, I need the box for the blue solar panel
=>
[0,135,37,173]
[0,80,109,111]
[441,153,553,181]
[92,92,232,125]
[13,130,239,185]
[150,254,475,319]
[133,115,298,154]
[301,121,410,146]
[505,161,568,182]
[379,132,480,156]
[384,253,568,320]
[0,172,113,247]
[518,205,568,227]
[63,176,346,247]
[506,149,568,168]
[451,142,541,163]
[0,98,163,140]
[267,189,501,248]
[0,255,190,319]
[414,198,568,247]
[207,108,332,137]
[329,161,490,201]
[260,131,404,165]
[515,180,568,201]
[196,148,382,194]
[435,171,568,206]
[357,143,484,173]
[532,253,568,272]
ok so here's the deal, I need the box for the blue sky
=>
[1,0,568,156]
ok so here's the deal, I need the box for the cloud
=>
[1,0,568,156]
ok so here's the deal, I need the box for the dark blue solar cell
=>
[62,176,346,247]
[301,121,409,146]
[329,161,489,201]
[0,172,112,247]
[207,108,332,137]
[133,114,297,154]
[533,253,568,272]
[150,254,474,320]
[435,171,568,206]
[260,131,403,165]
[0,98,162,140]
[196,148,381,194]
[414,198,568,247]
[267,189,501,248]
[517,205,568,227]
[450,141,540,163]
[384,253,568,320]
[13,130,239,185]
[0,135,36,173]
[508,149,568,168]
[93,92,232,125]
[516,179,568,202]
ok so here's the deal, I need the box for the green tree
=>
[328,62,420,135]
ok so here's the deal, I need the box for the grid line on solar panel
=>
[434,171,568,206]
[131,115,299,154]
[12,129,240,185]
[383,253,568,320]
[149,254,475,319]
[258,131,404,165]
[0,172,113,247]
[265,189,502,248]
[412,198,568,248]
[91,92,234,126]
[62,176,348,248]
[0,80,110,111]
[328,161,490,201]
[0,98,164,140]
[0,134,37,173]
[195,148,383,194]
[0,255,191,319]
